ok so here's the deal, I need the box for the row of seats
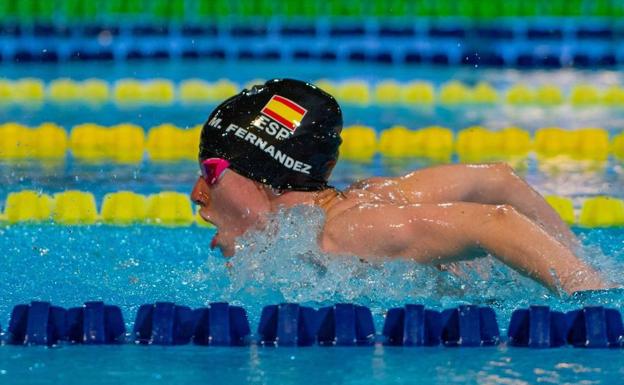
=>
[2,22,623,40]
[2,301,622,348]
[1,190,624,227]
[2,78,624,106]
[3,44,622,68]
[2,122,623,163]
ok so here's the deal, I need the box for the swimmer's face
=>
[191,169,271,257]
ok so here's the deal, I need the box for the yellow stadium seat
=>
[4,190,54,223]
[53,191,98,224]
[579,196,624,227]
[146,192,194,226]
[101,191,147,224]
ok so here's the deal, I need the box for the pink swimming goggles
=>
[200,158,230,185]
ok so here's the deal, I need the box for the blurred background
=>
[1,0,624,225]
[1,3,624,384]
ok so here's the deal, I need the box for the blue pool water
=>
[2,62,624,384]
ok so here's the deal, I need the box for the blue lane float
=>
[567,306,624,348]
[1,301,623,348]
[133,302,195,345]
[257,303,317,346]
[66,301,125,344]
[8,301,67,346]
[317,303,376,346]
[440,305,500,347]
[0,21,621,68]
[383,304,443,346]
[192,302,251,346]
[508,306,568,348]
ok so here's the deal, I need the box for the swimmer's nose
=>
[191,176,209,206]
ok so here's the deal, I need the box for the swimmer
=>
[191,78,610,295]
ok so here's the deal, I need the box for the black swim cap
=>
[199,78,343,191]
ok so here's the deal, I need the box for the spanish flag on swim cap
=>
[199,79,343,191]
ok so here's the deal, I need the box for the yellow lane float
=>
[439,81,471,104]
[378,125,414,157]
[374,80,402,104]
[603,86,624,106]
[545,195,575,225]
[536,84,564,105]
[142,79,175,105]
[146,192,194,226]
[471,82,498,104]
[147,124,198,161]
[179,79,213,103]
[81,78,110,103]
[570,84,601,105]
[13,78,45,102]
[314,79,339,99]
[340,125,377,161]
[506,84,535,104]
[411,126,453,161]
[53,191,98,224]
[48,78,81,101]
[579,196,624,227]
[401,81,434,104]
[612,131,624,159]
[338,80,370,105]
[4,190,54,223]
[101,191,147,224]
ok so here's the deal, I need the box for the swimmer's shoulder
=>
[323,187,388,222]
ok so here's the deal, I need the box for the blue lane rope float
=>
[133,302,251,346]
[257,303,317,347]
[382,304,500,347]
[0,19,622,68]
[2,301,623,348]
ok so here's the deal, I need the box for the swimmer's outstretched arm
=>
[321,202,608,294]
[353,162,578,250]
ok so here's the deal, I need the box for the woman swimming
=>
[190,78,610,295]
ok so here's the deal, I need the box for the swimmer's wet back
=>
[199,79,343,191]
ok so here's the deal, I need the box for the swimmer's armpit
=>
[320,202,608,294]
